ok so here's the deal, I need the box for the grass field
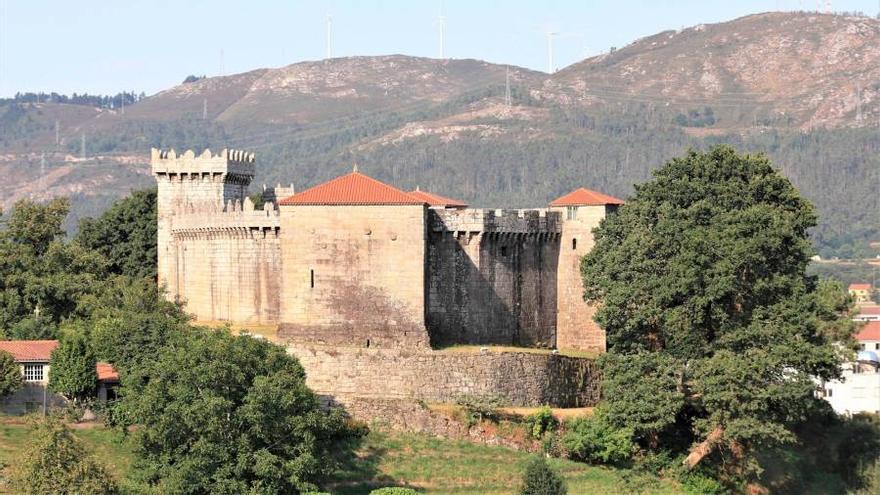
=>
[0,418,681,494]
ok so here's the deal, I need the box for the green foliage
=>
[123,328,360,494]
[2,197,69,256]
[369,488,419,495]
[519,457,567,495]
[0,350,23,398]
[673,107,716,127]
[525,406,559,440]
[77,189,157,279]
[9,417,118,495]
[562,411,635,465]
[0,199,110,338]
[679,471,728,495]
[48,330,97,402]
[455,394,507,425]
[580,146,850,484]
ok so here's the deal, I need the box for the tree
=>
[48,331,97,403]
[123,328,360,494]
[9,417,118,495]
[2,198,69,256]
[519,457,567,495]
[581,146,847,483]
[0,350,23,398]
[77,189,157,279]
[0,199,109,337]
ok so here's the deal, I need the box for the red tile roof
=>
[279,171,425,206]
[857,321,880,341]
[96,362,119,382]
[549,188,624,207]
[408,188,468,208]
[858,306,880,316]
[849,283,872,291]
[0,340,58,362]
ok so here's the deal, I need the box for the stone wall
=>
[288,344,600,408]
[173,217,282,324]
[427,209,561,348]
[554,205,610,352]
[278,204,430,348]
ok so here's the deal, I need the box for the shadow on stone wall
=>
[279,279,430,349]
[427,229,560,348]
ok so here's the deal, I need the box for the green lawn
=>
[0,419,682,494]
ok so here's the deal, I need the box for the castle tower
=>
[151,148,256,297]
[549,188,624,352]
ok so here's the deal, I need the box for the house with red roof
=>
[849,283,874,303]
[0,340,120,414]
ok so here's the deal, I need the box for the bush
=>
[9,417,118,494]
[519,457,567,495]
[526,406,559,439]
[369,488,419,495]
[562,411,634,465]
[680,472,727,495]
[455,394,507,426]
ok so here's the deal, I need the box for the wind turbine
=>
[325,14,333,59]
[547,30,559,73]
[436,1,447,58]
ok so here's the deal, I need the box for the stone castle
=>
[153,148,623,409]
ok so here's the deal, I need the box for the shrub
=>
[369,488,419,494]
[526,406,559,439]
[455,394,507,426]
[680,472,727,495]
[9,417,118,494]
[0,350,22,398]
[562,411,634,465]
[519,457,567,495]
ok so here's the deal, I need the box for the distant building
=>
[0,340,119,415]
[854,305,880,322]
[848,283,873,304]
[821,321,880,415]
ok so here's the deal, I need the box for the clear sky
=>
[1,0,878,97]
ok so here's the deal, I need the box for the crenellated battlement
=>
[429,208,562,234]
[170,198,281,240]
[151,147,256,181]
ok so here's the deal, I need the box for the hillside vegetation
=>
[0,12,877,255]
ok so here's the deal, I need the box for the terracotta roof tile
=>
[408,188,468,208]
[549,188,624,207]
[857,321,880,341]
[96,362,119,382]
[279,172,425,206]
[0,340,58,362]
[857,306,880,316]
[849,283,872,291]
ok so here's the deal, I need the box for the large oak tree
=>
[581,146,850,481]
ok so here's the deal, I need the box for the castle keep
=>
[153,148,622,408]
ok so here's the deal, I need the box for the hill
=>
[0,12,877,256]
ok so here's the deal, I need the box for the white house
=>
[821,321,880,415]
[0,340,119,415]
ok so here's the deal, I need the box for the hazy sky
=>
[1,0,877,97]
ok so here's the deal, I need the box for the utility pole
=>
[80,133,85,160]
[120,92,125,115]
[203,98,208,120]
[856,84,862,123]
[505,67,512,106]
[54,120,59,146]
[220,48,225,75]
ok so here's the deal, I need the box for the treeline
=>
[1,91,145,108]
[0,193,362,493]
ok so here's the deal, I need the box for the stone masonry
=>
[153,148,621,409]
